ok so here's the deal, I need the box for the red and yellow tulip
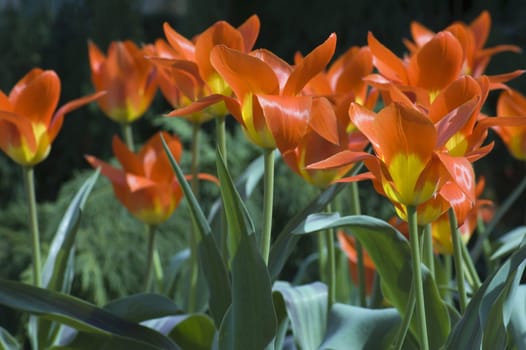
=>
[0,68,103,166]
[88,40,158,124]
[210,33,337,149]
[85,132,184,225]
[158,15,261,120]
[405,10,521,78]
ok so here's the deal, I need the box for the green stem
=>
[216,115,227,164]
[325,203,336,309]
[188,216,199,312]
[349,181,366,307]
[444,255,452,304]
[407,205,429,350]
[460,235,481,291]
[318,233,327,284]
[216,116,228,263]
[390,284,415,350]
[23,166,41,288]
[145,225,157,292]
[153,249,164,292]
[121,123,135,152]
[369,273,383,308]
[422,224,435,278]
[261,148,275,264]
[449,207,467,313]
[190,122,201,196]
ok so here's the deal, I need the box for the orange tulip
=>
[337,231,375,295]
[308,99,478,220]
[210,34,337,149]
[405,10,521,78]
[0,68,103,166]
[493,88,526,160]
[85,132,184,225]
[158,15,261,120]
[88,40,158,124]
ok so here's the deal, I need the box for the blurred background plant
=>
[2,0,526,343]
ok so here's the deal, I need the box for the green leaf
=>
[446,237,526,349]
[42,169,100,292]
[0,326,19,350]
[268,183,347,280]
[319,304,411,350]
[491,226,526,260]
[215,148,255,260]
[293,214,450,349]
[273,281,327,350]
[104,294,181,323]
[161,135,231,327]
[509,285,526,350]
[219,234,277,350]
[0,279,177,350]
[51,331,164,350]
[163,249,190,296]
[166,314,215,350]
[35,169,100,349]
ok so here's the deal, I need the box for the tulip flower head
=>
[210,33,337,149]
[493,88,526,160]
[0,68,103,166]
[159,15,261,121]
[86,132,184,225]
[88,40,158,124]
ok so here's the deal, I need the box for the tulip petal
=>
[12,70,60,127]
[407,32,463,92]
[238,14,260,52]
[309,97,339,145]
[166,94,224,117]
[307,150,373,170]
[195,21,244,81]
[88,41,106,74]
[434,96,479,149]
[429,76,482,124]
[256,94,312,151]
[163,22,195,60]
[367,32,408,84]
[251,49,293,92]
[0,111,37,152]
[410,21,435,47]
[283,33,337,96]
[85,155,127,187]
[210,45,279,103]
[436,153,475,203]
[111,135,144,176]
[469,10,490,50]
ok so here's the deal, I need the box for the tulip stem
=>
[191,122,201,196]
[261,148,275,264]
[407,205,428,350]
[23,166,42,288]
[216,115,227,164]
[325,203,336,310]
[422,224,435,278]
[121,123,135,152]
[349,181,366,307]
[145,224,158,292]
[461,239,481,290]
[450,208,467,313]
[390,283,415,350]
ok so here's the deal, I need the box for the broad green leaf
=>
[42,169,100,292]
[446,237,526,349]
[104,294,181,323]
[163,248,190,296]
[0,279,177,350]
[293,214,450,349]
[51,331,163,350]
[161,135,231,327]
[273,281,327,350]
[215,148,255,260]
[219,234,277,350]
[36,169,100,349]
[319,304,413,350]
[491,226,526,260]
[0,326,19,350]
[166,314,215,350]
[269,290,289,350]
[509,285,526,350]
